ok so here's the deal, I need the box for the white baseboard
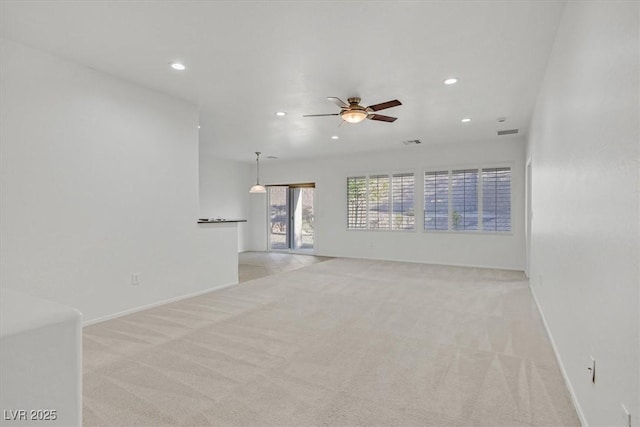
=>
[82,281,238,327]
[529,284,588,427]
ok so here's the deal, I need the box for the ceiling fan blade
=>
[367,114,397,122]
[303,113,340,117]
[327,97,349,108]
[367,99,402,112]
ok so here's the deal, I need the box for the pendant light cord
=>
[255,151,261,185]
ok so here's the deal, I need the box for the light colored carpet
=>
[83,258,579,426]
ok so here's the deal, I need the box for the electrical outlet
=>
[131,273,140,286]
[587,356,596,383]
[621,404,631,427]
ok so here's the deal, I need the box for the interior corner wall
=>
[198,149,251,252]
[250,139,526,270]
[526,2,639,425]
[0,39,238,323]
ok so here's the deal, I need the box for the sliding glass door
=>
[292,187,314,250]
[268,184,314,252]
[269,186,289,250]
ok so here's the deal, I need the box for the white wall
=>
[0,39,239,324]
[526,2,639,425]
[1,289,82,426]
[198,149,251,251]
[250,138,526,270]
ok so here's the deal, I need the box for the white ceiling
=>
[1,1,566,163]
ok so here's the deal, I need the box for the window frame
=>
[481,167,512,233]
[346,170,416,232]
[424,170,451,231]
[422,163,513,235]
[367,174,392,230]
[346,176,368,230]
[390,172,416,231]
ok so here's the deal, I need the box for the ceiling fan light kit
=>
[342,109,368,124]
[304,96,401,124]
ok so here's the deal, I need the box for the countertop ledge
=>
[198,219,247,223]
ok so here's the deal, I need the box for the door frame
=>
[266,183,316,254]
[525,158,532,278]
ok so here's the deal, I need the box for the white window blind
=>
[481,167,511,232]
[424,166,511,233]
[347,176,367,229]
[391,173,415,230]
[368,175,390,229]
[451,169,479,230]
[347,172,415,231]
[424,171,449,231]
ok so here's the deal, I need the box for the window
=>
[482,168,511,232]
[347,172,415,230]
[451,169,479,231]
[347,176,367,229]
[424,171,449,230]
[368,175,390,229]
[392,173,415,230]
[424,167,511,233]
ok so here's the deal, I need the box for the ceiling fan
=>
[303,97,402,124]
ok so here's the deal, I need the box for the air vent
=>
[497,129,519,136]
[402,139,422,145]
[266,156,278,159]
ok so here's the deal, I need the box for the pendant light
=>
[249,152,266,193]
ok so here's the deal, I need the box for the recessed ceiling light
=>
[461,118,471,123]
[444,78,458,85]
[170,62,186,71]
[197,125,201,129]
[331,135,339,140]
[275,112,286,116]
